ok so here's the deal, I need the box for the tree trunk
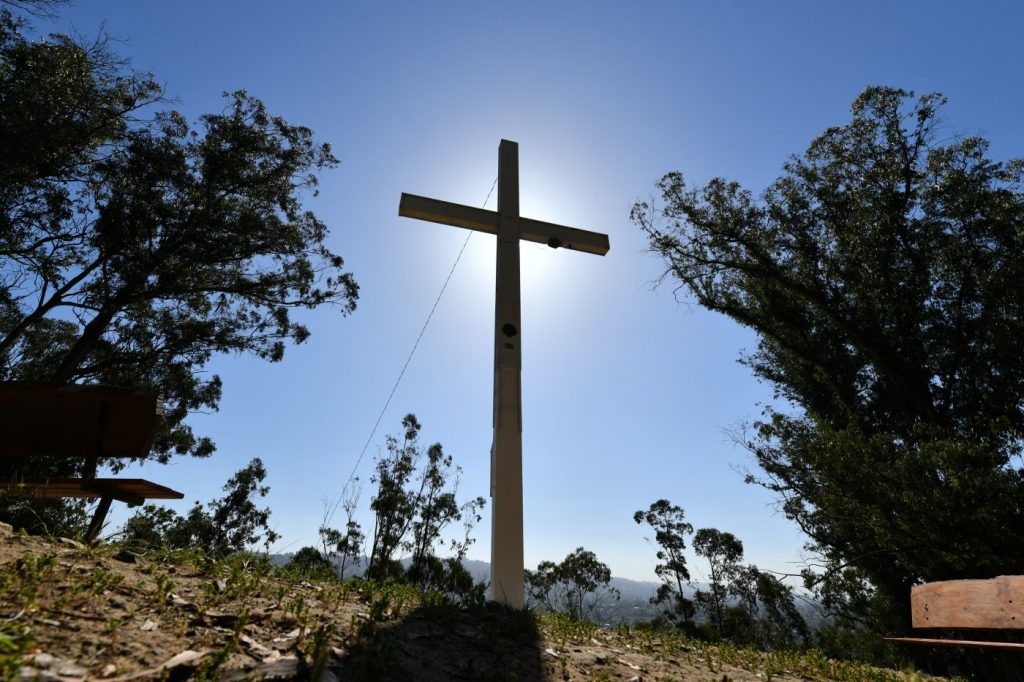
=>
[50,305,118,383]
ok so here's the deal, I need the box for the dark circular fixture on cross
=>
[547,237,563,249]
[501,323,518,337]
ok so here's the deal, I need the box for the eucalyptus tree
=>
[0,3,357,533]
[0,5,357,447]
[633,86,1024,630]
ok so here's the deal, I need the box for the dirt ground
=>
[0,524,936,681]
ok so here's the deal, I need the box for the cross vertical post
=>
[491,140,524,605]
[398,139,609,609]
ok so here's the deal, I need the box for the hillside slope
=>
[0,525,941,681]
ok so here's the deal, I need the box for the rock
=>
[101,663,118,677]
[273,628,301,642]
[543,647,560,659]
[204,610,240,626]
[140,619,158,631]
[26,653,55,668]
[162,650,207,668]
[0,521,13,534]
[56,662,87,678]
[240,634,276,660]
[59,537,85,550]
[574,651,606,666]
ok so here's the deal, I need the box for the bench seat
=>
[0,382,181,543]
[884,636,1024,652]
[0,477,183,505]
[0,476,184,542]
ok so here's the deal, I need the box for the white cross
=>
[399,139,609,606]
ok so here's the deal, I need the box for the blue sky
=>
[35,1,1024,582]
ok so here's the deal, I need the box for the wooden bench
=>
[0,382,184,542]
[884,576,1024,680]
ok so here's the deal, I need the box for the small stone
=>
[214,579,228,593]
[240,634,274,659]
[56,663,87,678]
[628,677,641,682]
[273,628,301,642]
[27,653,55,668]
[544,648,560,659]
[101,663,118,677]
[59,537,85,550]
[140,619,158,631]
[162,650,207,668]
[0,521,13,533]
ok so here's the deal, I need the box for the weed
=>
[103,616,122,636]
[0,624,31,679]
[151,572,175,605]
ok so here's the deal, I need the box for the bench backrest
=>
[0,383,160,459]
[912,576,1024,630]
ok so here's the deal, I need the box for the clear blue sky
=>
[35,1,1024,582]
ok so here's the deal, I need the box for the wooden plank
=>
[399,193,499,235]
[399,194,610,256]
[0,477,183,502]
[0,383,160,458]
[911,576,1024,629]
[517,216,610,256]
[884,636,1024,651]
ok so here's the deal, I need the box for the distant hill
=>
[273,552,663,625]
[272,552,826,629]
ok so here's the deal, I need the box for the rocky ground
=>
[0,524,942,681]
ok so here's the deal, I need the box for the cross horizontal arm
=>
[516,216,609,256]
[399,193,610,256]
[399,193,498,235]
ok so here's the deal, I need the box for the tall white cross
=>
[399,140,609,607]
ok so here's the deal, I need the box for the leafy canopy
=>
[524,547,620,622]
[633,86,1024,626]
[0,5,358,466]
[122,457,279,555]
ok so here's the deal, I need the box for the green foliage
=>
[525,547,620,621]
[633,499,695,625]
[364,414,486,599]
[633,86,1024,637]
[413,555,488,608]
[0,492,88,539]
[634,500,807,651]
[0,2,357,531]
[287,546,337,581]
[319,480,365,580]
[366,415,420,579]
[122,457,279,555]
[692,528,744,638]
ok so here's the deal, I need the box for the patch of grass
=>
[0,623,32,679]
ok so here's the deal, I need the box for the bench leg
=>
[85,496,113,543]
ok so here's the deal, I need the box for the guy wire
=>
[336,175,500,505]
